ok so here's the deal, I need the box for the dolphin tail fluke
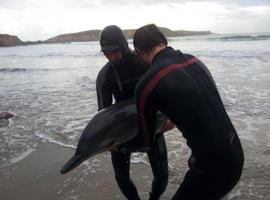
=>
[61,153,89,174]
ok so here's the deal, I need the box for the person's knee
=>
[152,162,169,189]
[114,171,130,184]
[161,174,168,187]
[155,172,169,189]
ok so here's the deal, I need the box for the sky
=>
[0,0,270,41]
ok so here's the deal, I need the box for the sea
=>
[0,33,270,199]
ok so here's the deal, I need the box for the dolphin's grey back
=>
[61,99,167,174]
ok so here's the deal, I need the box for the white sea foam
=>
[130,153,148,165]
[0,148,35,168]
[34,131,76,149]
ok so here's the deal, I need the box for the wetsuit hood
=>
[100,25,130,55]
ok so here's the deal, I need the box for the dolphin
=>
[61,99,167,174]
[0,111,14,120]
[0,112,14,128]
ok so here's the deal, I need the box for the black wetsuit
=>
[96,50,168,200]
[135,47,244,200]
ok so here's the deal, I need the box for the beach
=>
[0,141,180,200]
[1,33,270,199]
[1,123,269,200]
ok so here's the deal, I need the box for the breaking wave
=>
[211,34,270,41]
[0,68,50,72]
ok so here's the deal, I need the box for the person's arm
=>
[96,66,113,111]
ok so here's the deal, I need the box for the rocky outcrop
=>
[0,27,212,47]
[45,30,101,43]
[44,27,212,44]
[0,34,23,47]
[159,27,211,37]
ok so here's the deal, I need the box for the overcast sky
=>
[0,0,270,41]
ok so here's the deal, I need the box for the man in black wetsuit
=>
[96,25,168,200]
[131,24,244,200]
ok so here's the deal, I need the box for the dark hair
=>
[133,24,167,53]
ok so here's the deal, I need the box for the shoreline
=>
[0,142,178,200]
[1,126,269,199]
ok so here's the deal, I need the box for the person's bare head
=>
[133,24,167,64]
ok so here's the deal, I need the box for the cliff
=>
[0,27,212,47]
[159,27,211,37]
[44,27,212,43]
[45,30,101,43]
[0,34,23,47]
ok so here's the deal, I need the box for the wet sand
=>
[1,121,270,200]
[0,142,178,200]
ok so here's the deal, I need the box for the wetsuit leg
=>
[172,135,244,200]
[147,134,168,200]
[111,151,141,200]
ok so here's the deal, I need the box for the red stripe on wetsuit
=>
[139,57,198,145]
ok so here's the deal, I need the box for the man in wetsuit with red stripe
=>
[132,24,244,200]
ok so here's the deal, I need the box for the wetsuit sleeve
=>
[96,67,113,111]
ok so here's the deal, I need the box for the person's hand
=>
[119,144,151,153]
[110,145,121,152]
[118,136,151,153]
[161,119,175,133]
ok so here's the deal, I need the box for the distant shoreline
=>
[0,27,212,47]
